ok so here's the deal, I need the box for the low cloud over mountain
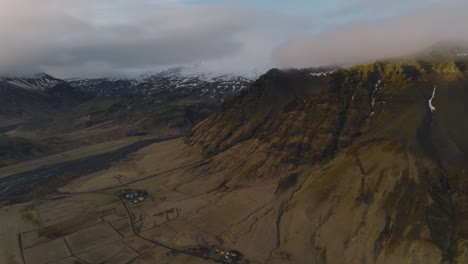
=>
[274,1,468,68]
[0,0,467,77]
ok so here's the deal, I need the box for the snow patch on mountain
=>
[428,85,437,112]
[309,71,335,77]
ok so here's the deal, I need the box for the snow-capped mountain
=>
[135,67,252,100]
[0,68,257,149]
[3,68,256,100]
[66,67,254,100]
[1,73,63,90]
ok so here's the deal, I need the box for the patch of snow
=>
[309,71,335,77]
[428,85,437,112]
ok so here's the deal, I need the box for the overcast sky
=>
[0,0,467,78]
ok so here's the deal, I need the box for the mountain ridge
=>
[186,58,468,263]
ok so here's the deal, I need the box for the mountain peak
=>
[1,73,63,90]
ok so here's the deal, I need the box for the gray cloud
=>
[0,0,309,78]
[1,0,467,77]
[0,2,252,77]
[274,2,468,68]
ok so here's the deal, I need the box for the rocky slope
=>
[187,58,468,263]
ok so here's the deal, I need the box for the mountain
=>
[136,67,252,100]
[0,73,63,90]
[67,78,137,97]
[67,67,252,100]
[2,67,254,99]
[0,68,255,167]
[186,59,468,263]
[0,80,56,120]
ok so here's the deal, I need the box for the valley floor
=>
[0,138,466,264]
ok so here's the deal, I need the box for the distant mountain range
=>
[1,67,253,100]
[0,67,256,166]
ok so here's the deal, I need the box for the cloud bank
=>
[275,2,468,68]
[0,0,467,77]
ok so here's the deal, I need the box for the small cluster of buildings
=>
[120,189,148,204]
[186,243,245,263]
[214,248,243,263]
[215,249,242,263]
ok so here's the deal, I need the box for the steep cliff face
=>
[188,61,457,160]
[187,60,468,263]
